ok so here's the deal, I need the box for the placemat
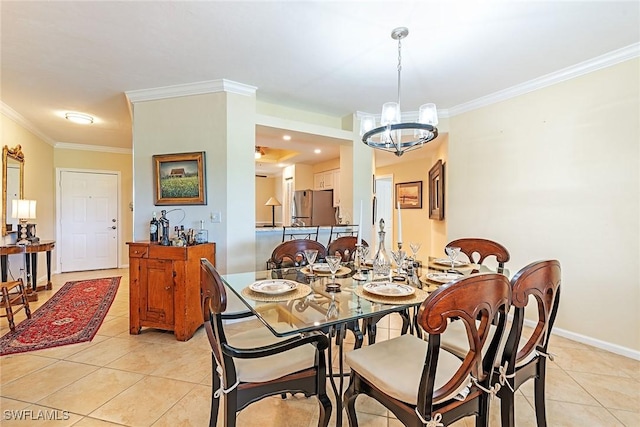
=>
[241,283,312,302]
[301,265,352,276]
[354,285,430,305]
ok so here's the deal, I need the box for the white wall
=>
[131,90,256,274]
[448,59,639,354]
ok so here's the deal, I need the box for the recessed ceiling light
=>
[314,149,321,154]
[283,135,291,141]
[65,112,94,125]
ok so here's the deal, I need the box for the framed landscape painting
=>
[153,152,206,205]
[395,181,422,209]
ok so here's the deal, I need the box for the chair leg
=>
[534,362,548,427]
[475,394,490,427]
[2,286,16,331]
[210,358,220,427]
[500,390,516,427]
[223,389,238,427]
[343,379,360,427]
[316,392,332,427]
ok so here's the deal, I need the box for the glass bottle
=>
[373,218,391,277]
[149,212,159,242]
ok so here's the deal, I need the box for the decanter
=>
[373,218,391,277]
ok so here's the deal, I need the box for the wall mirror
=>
[2,145,25,237]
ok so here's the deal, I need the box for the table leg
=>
[24,253,38,302]
[36,250,53,291]
[1,255,7,282]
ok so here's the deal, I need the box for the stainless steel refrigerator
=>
[292,190,336,226]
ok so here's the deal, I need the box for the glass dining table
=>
[219,259,468,425]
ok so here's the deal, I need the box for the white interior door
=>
[59,170,119,272]
[374,176,393,251]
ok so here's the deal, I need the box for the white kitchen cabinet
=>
[313,170,335,190]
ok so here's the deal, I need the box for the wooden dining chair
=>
[200,258,332,427]
[268,239,327,269]
[439,260,561,427]
[343,273,511,427]
[447,238,510,273]
[498,260,561,427]
[0,278,31,331]
[326,236,368,262]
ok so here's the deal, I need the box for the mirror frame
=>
[2,144,25,237]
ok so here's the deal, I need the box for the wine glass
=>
[325,292,338,319]
[409,242,421,262]
[391,249,406,276]
[445,246,461,272]
[303,249,318,276]
[325,255,342,292]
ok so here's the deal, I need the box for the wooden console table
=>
[0,240,55,300]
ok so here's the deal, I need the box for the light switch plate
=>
[211,211,222,223]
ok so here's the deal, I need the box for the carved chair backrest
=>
[327,236,368,262]
[503,260,561,367]
[447,238,511,273]
[270,239,327,268]
[416,273,511,409]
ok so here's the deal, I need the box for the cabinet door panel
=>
[140,258,174,325]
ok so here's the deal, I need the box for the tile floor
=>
[1,268,639,426]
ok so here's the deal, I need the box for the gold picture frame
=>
[428,159,444,220]
[395,181,422,209]
[153,152,206,205]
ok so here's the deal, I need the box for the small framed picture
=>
[153,152,207,205]
[395,181,422,209]
[428,159,444,220]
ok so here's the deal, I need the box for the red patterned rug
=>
[0,277,120,356]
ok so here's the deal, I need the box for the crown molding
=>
[448,42,640,116]
[125,78,257,103]
[54,142,132,154]
[1,101,56,146]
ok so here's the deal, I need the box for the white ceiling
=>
[2,1,639,175]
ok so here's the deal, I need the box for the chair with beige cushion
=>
[440,260,561,427]
[446,238,510,274]
[200,258,331,427]
[343,273,511,427]
[498,260,561,427]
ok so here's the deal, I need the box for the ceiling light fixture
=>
[314,149,321,154]
[360,27,438,157]
[283,135,291,141]
[255,146,265,159]
[65,112,94,125]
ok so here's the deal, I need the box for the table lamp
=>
[264,197,281,227]
[11,199,36,245]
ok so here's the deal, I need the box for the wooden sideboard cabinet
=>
[127,241,215,341]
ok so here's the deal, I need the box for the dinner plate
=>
[425,272,464,284]
[312,263,334,273]
[362,282,415,297]
[249,279,298,295]
[433,258,469,267]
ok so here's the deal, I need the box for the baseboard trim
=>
[523,319,640,361]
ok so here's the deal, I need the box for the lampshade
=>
[11,199,37,220]
[265,197,281,207]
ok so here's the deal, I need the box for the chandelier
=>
[360,27,438,157]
